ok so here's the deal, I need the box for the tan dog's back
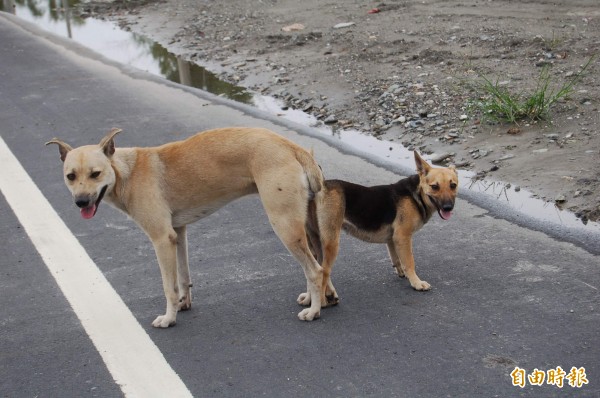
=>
[153,128,320,210]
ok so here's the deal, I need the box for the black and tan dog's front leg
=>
[387,241,405,278]
[149,229,180,328]
[391,231,431,291]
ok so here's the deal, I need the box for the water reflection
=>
[1,0,252,103]
[2,0,14,14]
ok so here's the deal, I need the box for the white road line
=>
[0,136,193,398]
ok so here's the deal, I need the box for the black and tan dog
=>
[301,151,458,308]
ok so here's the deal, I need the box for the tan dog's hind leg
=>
[297,237,340,308]
[175,226,192,311]
[288,234,323,321]
[298,191,341,308]
[256,173,323,321]
[392,229,431,291]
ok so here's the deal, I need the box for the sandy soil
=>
[82,0,600,222]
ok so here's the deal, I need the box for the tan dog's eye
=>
[450,183,457,190]
[66,173,76,181]
[90,171,101,179]
[430,184,440,191]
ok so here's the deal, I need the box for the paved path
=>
[0,13,598,397]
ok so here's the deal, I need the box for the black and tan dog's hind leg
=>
[174,225,193,311]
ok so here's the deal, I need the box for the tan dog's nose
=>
[75,197,91,208]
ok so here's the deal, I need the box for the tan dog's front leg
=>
[151,232,180,328]
[393,231,431,291]
[174,226,192,311]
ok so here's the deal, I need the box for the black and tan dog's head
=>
[414,151,458,220]
[46,128,121,220]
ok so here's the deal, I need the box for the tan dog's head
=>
[46,128,121,220]
[414,151,458,220]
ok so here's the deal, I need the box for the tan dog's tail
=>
[296,149,323,194]
[298,148,324,263]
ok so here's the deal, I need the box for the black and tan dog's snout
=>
[440,201,454,213]
[431,195,456,221]
[429,195,454,210]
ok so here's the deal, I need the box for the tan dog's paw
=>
[297,292,311,306]
[152,314,176,328]
[297,308,320,321]
[412,280,431,291]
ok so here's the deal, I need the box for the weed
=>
[468,56,595,124]
[539,31,565,51]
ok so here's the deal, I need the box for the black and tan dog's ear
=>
[98,127,122,157]
[414,151,431,176]
[45,138,73,162]
[448,164,458,177]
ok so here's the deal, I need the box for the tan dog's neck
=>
[104,148,138,213]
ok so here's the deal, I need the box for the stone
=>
[333,22,355,29]
[324,115,338,124]
[431,153,453,164]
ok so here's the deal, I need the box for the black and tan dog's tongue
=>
[439,209,452,220]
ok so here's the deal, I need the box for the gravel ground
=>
[81,0,600,222]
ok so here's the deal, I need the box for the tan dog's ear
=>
[45,138,73,162]
[98,128,122,157]
[414,151,431,176]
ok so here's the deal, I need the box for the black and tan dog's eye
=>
[430,184,440,191]
[450,183,457,190]
[66,173,76,181]
[90,171,101,179]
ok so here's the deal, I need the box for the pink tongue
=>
[440,210,452,220]
[80,205,96,220]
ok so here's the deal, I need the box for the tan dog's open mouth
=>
[80,185,108,219]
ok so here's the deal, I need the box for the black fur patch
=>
[330,175,421,231]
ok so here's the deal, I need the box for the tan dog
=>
[303,151,458,307]
[47,127,326,327]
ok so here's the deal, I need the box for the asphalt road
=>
[1,12,598,398]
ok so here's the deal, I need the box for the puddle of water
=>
[4,0,599,233]
[1,0,252,103]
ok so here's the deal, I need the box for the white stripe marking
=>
[0,136,193,398]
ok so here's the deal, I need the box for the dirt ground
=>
[82,0,600,222]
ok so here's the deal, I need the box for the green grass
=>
[468,56,595,124]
